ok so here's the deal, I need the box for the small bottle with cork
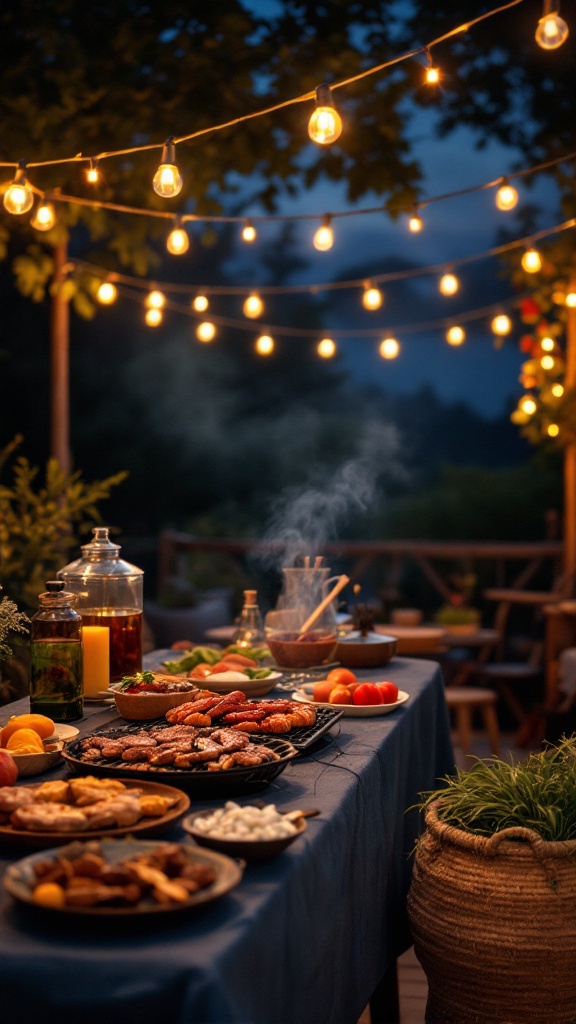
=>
[29,581,83,721]
[234,590,264,648]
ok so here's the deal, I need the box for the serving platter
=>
[189,671,284,697]
[0,779,190,848]
[4,838,243,916]
[291,686,410,717]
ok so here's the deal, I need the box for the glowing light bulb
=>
[491,314,513,336]
[535,2,569,49]
[408,210,423,233]
[362,285,383,311]
[520,396,537,415]
[3,162,34,215]
[96,281,118,305]
[308,84,342,145]
[317,337,336,358]
[192,294,209,313]
[439,272,459,296]
[541,336,555,352]
[446,326,466,346]
[166,223,190,255]
[548,423,560,437]
[145,289,166,310]
[31,200,56,231]
[241,220,257,243]
[243,293,264,318]
[379,337,400,359]
[565,291,576,308]
[255,334,274,355]
[424,65,440,85]
[145,308,163,327]
[153,137,183,198]
[196,321,216,342]
[313,216,333,252]
[541,354,555,370]
[85,159,101,184]
[552,383,564,397]
[522,248,542,273]
[495,180,519,211]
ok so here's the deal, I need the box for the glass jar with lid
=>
[58,527,144,683]
[30,581,83,721]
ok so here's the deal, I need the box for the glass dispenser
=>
[58,527,144,683]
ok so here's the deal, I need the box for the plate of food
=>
[183,802,312,861]
[0,714,80,779]
[0,776,190,847]
[291,684,410,717]
[4,838,243,915]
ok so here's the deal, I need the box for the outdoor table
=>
[0,657,454,1024]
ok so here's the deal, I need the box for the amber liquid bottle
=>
[30,581,83,721]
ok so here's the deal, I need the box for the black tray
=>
[287,706,343,750]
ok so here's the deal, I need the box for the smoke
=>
[259,420,408,571]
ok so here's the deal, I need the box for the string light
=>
[552,383,564,397]
[152,137,183,198]
[85,159,101,185]
[196,321,216,342]
[520,396,538,415]
[540,336,555,351]
[241,220,257,243]
[145,289,166,310]
[362,284,384,310]
[255,334,274,355]
[408,208,423,233]
[379,337,400,359]
[3,161,34,215]
[308,84,342,146]
[439,272,459,296]
[96,280,118,305]
[541,354,555,370]
[495,178,519,211]
[192,294,209,313]
[145,307,163,326]
[547,423,560,437]
[446,325,466,345]
[317,337,336,358]
[166,220,190,255]
[31,198,57,231]
[535,0,569,48]
[521,247,542,273]
[565,292,576,308]
[243,293,264,318]
[313,215,334,252]
[491,314,513,336]
[423,49,441,85]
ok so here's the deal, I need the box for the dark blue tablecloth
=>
[0,657,454,1024]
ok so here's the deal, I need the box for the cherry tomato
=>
[326,668,358,689]
[377,681,399,704]
[351,682,384,706]
[328,685,354,705]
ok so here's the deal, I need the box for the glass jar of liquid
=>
[30,581,83,721]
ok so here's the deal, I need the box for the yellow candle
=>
[82,625,110,696]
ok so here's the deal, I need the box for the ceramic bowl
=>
[335,632,398,668]
[265,631,338,669]
[182,809,307,861]
[11,741,64,778]
[112,687,199,721]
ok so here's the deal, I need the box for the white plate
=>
[50,724,80,741]
[193,671,283,696]
[291,687,410,717]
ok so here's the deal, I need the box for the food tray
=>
[286,706,343,750]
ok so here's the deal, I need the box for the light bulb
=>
[255,334,274,355]
[308,84,342,145]
[541,354,555,370]
[313,216,333,251]
[85,159,101,184]
[196,321,216,342]
[535,3,569,49]
[552,383,564,397]
[96,281,118,305]
[566,292,576,308]
[439,272,459,296]
[243,293,264,318]
[31,200,57,231]
[166,223,190,255]
[541,336,555,352]
[491,314,512,336]
[317,337,336,358]
[446,326,466,346]
[145,308,163,327]
[153,137,183,198]
[424,65,440,85]
[522,248,542,273]
[547,423,560,437]
[408,211,423,233]
[379,337,400,359]
[192,294,209,313]
[3,162,34,215]
[145,289,166,309]
[495,180,519,211]
[362,285,383,311]
[241,220,257,243]
[520,396,537,415]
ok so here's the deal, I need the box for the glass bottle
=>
[233,590,264,648]
[58,527,144,683]
[30,581,83,721]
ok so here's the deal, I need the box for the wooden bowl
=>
[112,688,199,721]
[182,809,307,861]
[266,631,337,669]
[336,632,398,668]
[11,741,64,778]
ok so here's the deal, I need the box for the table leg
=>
[369,959,400,1024]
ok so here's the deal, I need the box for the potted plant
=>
[407,738,576,1024]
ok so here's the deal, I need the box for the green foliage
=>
[0,594,29,660]
[0,435,128,609]
[419,736,576,842]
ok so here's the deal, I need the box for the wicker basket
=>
[112,689,197,721]
[407,799,576,1024]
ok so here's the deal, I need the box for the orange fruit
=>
[326,668,358,689]
[312,679,336,702]
[33,882,66,907]
[5,728,45,753]
[0,713,54,746]
[328,685,353,705]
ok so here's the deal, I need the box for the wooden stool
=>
[444,687,500,756]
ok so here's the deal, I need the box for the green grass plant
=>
[420,735,576,841]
